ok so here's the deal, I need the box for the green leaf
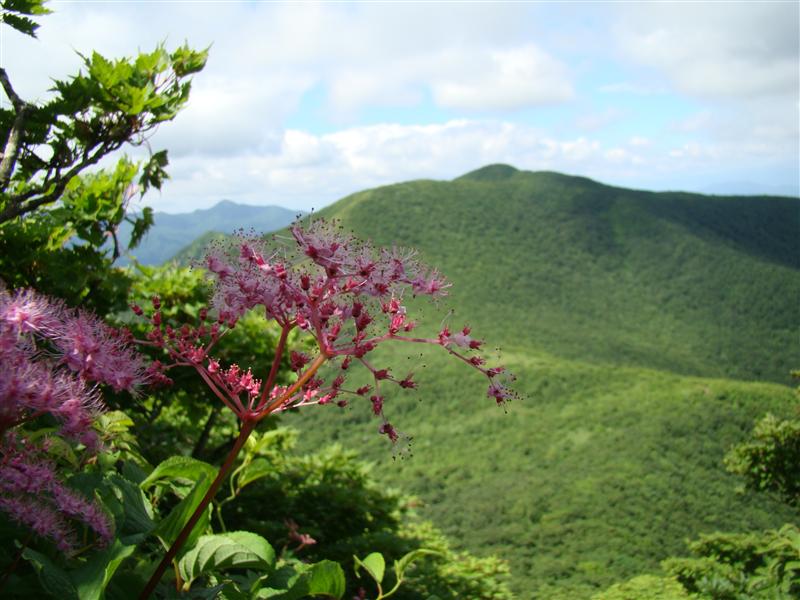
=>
[258,560,346,600]
[236,457,273,489]
[2,12,38,36]
[303,560,346,598]
[354,552,385,586]
[128,206,154,250]
[41,432,79,467]
[394,549,440,581]
[95,410,135,435]
[22,548,79,600]
[224,531,276,566]
[123,86,148,115]
[171,44,209,77]
[140,455,216,495]
[70,539,137,600]
[106,473,155,542]
[178,531,275,589]
[153,473,213,554]
[4,0,52,16]
[139,150,169,193]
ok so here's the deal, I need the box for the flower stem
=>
[260,353,327,416]
[257,323,292,409]
[138,419,257,599]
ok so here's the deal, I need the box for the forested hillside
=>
[279,165,800,597]
[317,164,798,384]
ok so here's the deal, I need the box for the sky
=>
[3,0,799,213]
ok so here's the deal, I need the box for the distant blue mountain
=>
[118,200,299,265]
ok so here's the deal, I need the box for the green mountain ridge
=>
[173,165,800,597]
[321,165,798,383]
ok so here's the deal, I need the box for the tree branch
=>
[0,69,25,110]
[0,139,121,224]
[0,69,31,192]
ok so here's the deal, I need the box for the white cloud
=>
[2,2,796,212]
[431,45,573,109]
[3,3,572,124]
[135,121,645,212]
[155,117,799,213]
[616,3,799,99]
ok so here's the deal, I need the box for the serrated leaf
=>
[5,0,52,16]
[2,12,38,36]
[354,552,385,585]
[139,150,169,193]
[171,45,209,77]
[128,206,154,250]
[96,410,135,434]
[121,460,149,485]
[224,531,276,566]
[107,473,155,541]
[178,531,275,589]
[42,433,80,468]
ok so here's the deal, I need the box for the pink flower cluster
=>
[0,287,149,445]
[0,286,147,552]
[0,434,113,552]
[139,220,517,442]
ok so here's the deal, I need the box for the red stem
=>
[258,353,328,417]
[194,365,241,415]
[256,323,292,410]
[138,419,257,599]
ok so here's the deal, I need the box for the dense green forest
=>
[279,164,800,597]
[1,2,797,598]
[310,164,798,384]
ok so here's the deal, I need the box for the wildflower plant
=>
[0,286,148,553]
[136,219,518,596]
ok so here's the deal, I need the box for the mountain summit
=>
[318,165,798,384]
[456,163,520,181]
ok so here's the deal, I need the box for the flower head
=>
[139,219,518,443]
[0,287,149,445]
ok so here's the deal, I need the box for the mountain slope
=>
[320,165,798,383]
[279,166,799,597]
[293,351,798,598]
[119,200,297,265]
[172,166,799,597]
